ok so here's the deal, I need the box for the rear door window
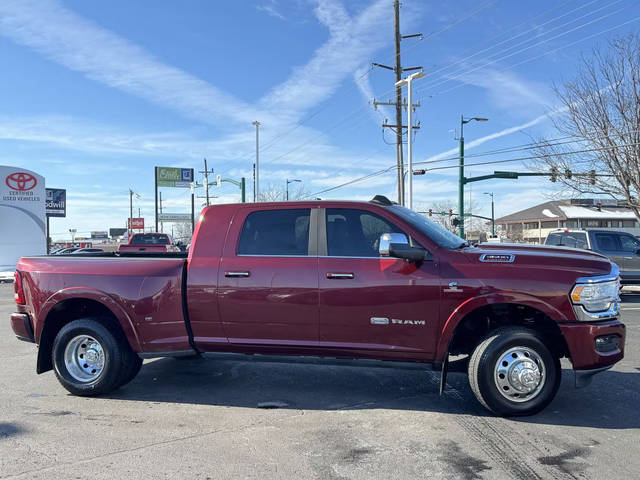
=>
[594,233,621,252]
[238,209,311,256]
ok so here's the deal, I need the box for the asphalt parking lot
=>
[1,283,638,480]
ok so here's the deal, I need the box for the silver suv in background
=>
[546,229,640,285]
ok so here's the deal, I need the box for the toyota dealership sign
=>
[0,166,46,270]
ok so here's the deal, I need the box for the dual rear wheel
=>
[52,317,142,396]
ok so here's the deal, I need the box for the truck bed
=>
[17,255,191,354]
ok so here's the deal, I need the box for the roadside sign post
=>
[45,188,66,254]
[154,166,195,233]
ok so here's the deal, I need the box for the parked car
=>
[12,197,625,416]
[71,248,105,254]
[118,233,181,253]
[546,229,640,284]
[53,247,80,255]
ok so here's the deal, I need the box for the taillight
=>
[14,271,25,305]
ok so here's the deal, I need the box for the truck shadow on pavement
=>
[104,356,640,429]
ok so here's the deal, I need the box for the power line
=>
[305,139,640,198]
[415,2,637,98]
[422,0,497,41]
[413,0,603,89]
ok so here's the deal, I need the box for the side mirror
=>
[379,233,426,262]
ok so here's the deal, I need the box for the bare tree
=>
[172,222,193,244]
[533,34,640,219]
[258,183,310,202]
[415,199,489,234]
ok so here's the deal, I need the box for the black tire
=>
[115,348,143,389]
[468,326,561,416]
[52,317,126,396]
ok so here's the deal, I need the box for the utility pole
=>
[159,191,163,233]
[458,116,488,238]
[484,192,495,237]
[252,121,260,202]
[396,71,425,210]
[199,158,214,206]
[372,0,421,205]
[129,189,134,237]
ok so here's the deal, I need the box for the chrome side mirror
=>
[379,233,409,256]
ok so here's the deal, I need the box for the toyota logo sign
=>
[5,172,38,191]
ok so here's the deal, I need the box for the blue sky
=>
[1,0,639,240]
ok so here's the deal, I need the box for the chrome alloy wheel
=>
[494,346,546,403]
[63,335,105,383]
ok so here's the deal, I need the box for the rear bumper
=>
[11,313,35,343]
[559,319,625,370]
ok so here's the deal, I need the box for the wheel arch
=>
[36,290,141,374]
[437,294,570,363]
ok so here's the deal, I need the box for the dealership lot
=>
[1,283,638,480]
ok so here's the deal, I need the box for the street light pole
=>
[484,192,495,237]
[458,116,488,238]
[396,71,425,210]
[252,121,260,202]
[286,179,301,201]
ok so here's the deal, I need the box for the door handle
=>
[326,272,354,279]
[225,271,250,278]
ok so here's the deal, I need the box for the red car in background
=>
[117,233,180,253]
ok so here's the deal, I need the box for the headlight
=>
[570,279,620,312]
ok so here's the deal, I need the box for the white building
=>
[496,198,639,244]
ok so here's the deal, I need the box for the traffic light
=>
[550,167,558,182]
[448,209,453,217]
[565,169,572,179]
[589,169,596,185]
[452,218,460,227]
[428,209,433,217]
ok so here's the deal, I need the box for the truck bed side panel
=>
[18,256,190,353]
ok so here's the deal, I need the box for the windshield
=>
[130,234,169,245]
[389,205,466,249]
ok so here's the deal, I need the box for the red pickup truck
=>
[118,233,181,253]
[11,196,625,416]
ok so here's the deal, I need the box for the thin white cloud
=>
[256,1,287,21]
[353,66,390,122]
[259,0,391,119]
[458,69,552,113]
[0,0,274,127]
[421,111,555,166]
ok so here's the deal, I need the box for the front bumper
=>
[11,313,35,343]
[559,319,625,371]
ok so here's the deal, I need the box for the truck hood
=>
[463,243,614,278]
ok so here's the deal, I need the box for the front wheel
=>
[52,318,127,396]
[468,327,561,416]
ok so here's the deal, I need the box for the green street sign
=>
[156,167,193,188]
